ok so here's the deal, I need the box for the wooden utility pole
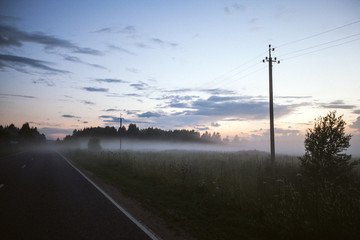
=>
[120,113,123,152]
[263,44,280,163]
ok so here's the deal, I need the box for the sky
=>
[1,0,360,155]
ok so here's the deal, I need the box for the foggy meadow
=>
[65,148,360,240]
[2,116,360,240]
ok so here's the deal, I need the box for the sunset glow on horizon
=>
[1,0,360,155]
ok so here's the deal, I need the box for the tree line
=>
[62,123,236,144]
[0,123,46,150]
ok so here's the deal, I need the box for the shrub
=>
[299,111,358,184]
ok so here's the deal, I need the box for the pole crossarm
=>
[263,44,279,163]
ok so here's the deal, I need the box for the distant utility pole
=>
[263,44,280,163]
[120,113,123,152]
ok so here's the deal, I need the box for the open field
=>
[64,150,360,240]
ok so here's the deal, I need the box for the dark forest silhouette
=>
[63,123,225,144]
[0,122,46,151]
[0,122,238,152]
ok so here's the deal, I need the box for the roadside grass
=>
[64,150,360,240]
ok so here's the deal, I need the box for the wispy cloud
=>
[81,100,95,105]
[94,25,136,36]
[0,24,102,55]
[99,115,114,119]
[277,95,312,99]
[137,111,162,118]
[211,122,221,127]
[248,18,258,24]
[136,43,151,49]
[125,67,139,74]
[119,25,136,34]
[108,44,136,55]
[62,54,106,69]
[99,115,121,124]
[130,81,149,91]
[320,100,356,109]
[94,27,112,33]
[350,117,360,132]
[195,126,210,131]
[168,95,302,120]
[61,114,79,118]
[83,87,109,92]
[0,93,36,99]
[224,4,247,15]
[0,54,69,74]
[124,93,143,97]
[200,88,236,95]
[95,78,129,84]
[32,78,55,87]
[151,38,178,48]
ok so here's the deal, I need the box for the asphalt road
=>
[0,150,155,240]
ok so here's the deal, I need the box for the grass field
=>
[64,149,360,240]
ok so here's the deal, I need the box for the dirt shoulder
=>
[70,159,196,240]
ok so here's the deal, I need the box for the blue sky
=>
[1,0,360,154]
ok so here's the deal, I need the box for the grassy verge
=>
[64,150,360,240]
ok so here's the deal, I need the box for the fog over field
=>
[71,138,302,155]
[66,135,360,157]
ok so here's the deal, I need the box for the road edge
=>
[56,151,162,240]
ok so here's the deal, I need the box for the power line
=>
[278,33,360,58]
[281,37,360,61]
[206,20,360,90]
[275,19,360,48]
[216,65,267,89]
[196,51,267,90]
[209,61,263,89]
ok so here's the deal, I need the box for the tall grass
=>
[65,150,360,240]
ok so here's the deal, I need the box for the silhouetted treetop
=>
[0,122,46,148]
[64,123,223,143]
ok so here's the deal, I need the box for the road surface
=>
[0,150,156,240]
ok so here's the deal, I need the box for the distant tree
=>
[223,136,230,144]
[118,125,127,137]
[299,111,358,184]
[88,137,102,151]
[211,132,221,142]
[18,122,46,145]
[64,124,218,144]
[63,134,80,148]
[232,135,240,144]
[201,131,212,142]
[18,123,32,139]
[6,124,19,137]
[127,123,140,137]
